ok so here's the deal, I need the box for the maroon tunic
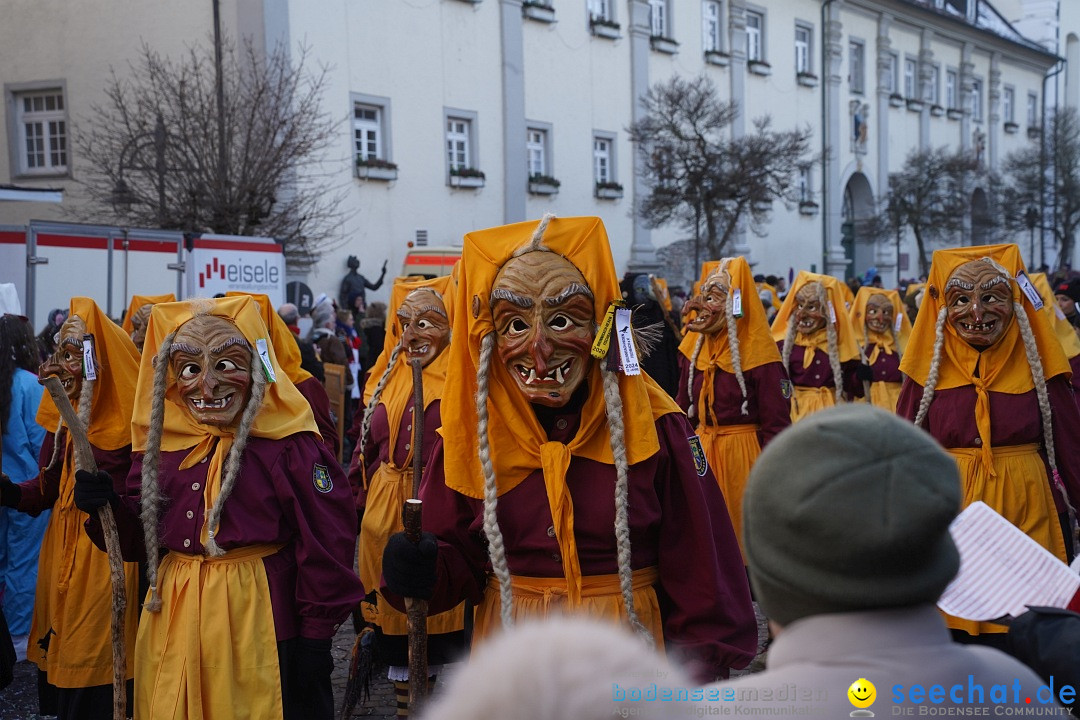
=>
[896,376,1080,513]
[347,400,442,513]
[17,430,131,515]
[675,358,792,447]
[93,433,363,640]
[780,343,863,398]
[866,344,903,383]
[399,409,757,680]
[1070,355,1080,394]
[296,376,339,459]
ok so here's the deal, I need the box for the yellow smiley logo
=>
[848,678,876,712]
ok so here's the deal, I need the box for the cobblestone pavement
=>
[0,605,769,718]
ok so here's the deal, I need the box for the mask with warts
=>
[397,289,450,368]
[170,315,253,427]
[794,283,827,335]
[684,274,730,336]
[491,251,595,407]
[39,315,87,402]
[945,260,1014,348]
[864,294,895,335]
[130,305,153,352]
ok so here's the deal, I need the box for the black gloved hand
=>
[855,363,874,382]
[73,469,116,514]
[293,637,334,716]
[0,475,21,509]
[383,531,438,600]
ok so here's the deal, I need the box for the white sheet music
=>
[937,501,1080,621]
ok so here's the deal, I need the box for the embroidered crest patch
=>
[780,379,793,400]
[313,464,333,493]
[688,435,708,477]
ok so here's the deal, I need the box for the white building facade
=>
[0,0,1066,301]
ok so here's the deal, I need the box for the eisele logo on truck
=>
[198,256,281,289]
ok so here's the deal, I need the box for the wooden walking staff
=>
[404,358,429,710]
[41,377,127,720]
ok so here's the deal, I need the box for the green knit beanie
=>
[744,404,962,627]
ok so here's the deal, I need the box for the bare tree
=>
[870,147,981,277]
[1001,106,1080,270]
[75,40,347,270]
[628,75,815,271]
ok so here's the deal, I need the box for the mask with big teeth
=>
[864,294,895,335]
[130,304,153,352]
[945,260,1014,349]
[685,272,730,336]
[397,289,450,368]
[491,251,595,408]
[39,315,87,402]
[794,282,828,336]
[169,315,253,427]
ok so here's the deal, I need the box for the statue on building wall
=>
[851,101,869,155]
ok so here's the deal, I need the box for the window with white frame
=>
[1028,93,1039,126]
[354,105,383,163]
[849,40,865,94]
[904,58,917,98]
[589,0,612,21]
[1003,87,1014,123]
[745,10,764,62]
[446,116,471,171]
[884,52,898,94]
[594,134,615,185]
[795,24,812,74]
[946,70,958,108]
[799,166,812,203]
[926,65,940,105]
[14,89,68,175]
[649,0,668,37]
[971,79,983,122]
[703,1,723,53]
[526,127,548,177]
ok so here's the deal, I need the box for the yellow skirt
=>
[869,381,901,412]
[945,445,1066,636]
[791,385,836,423]
[28,504,140,688]
[135,544,285,720]
[358,462,465,636]
[473,568,663,650]
[697,423,760,561]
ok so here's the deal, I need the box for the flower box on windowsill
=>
[1027,126,1042,139]
[1003,121,1019,134]
[704,50,730,67]
[752,199,773,213]
[522,1,555,23]
[453,0,482,4]
[449,169,485,188]
[799,201,819,216]
[930,104,944,117]
[906,98,924,112]
[889,93,905,108]
[947,108,964,120]
[748,60,772,77]
[650,35,679,55]
[595,182,624,200]
[589,16,621,39]
[796,72,818,88]
[357,160,398,181]
[527,175,560,195]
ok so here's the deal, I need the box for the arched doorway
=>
[841,172,875,280]
[971,187,991,246]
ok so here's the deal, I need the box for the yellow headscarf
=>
[899,245,1070,470]
[362,274,454,460]
[1031,273,1080,360]
[441,216,677,500]
[756,282,780,311]
[122,294,176,334]
[849,287,912,364]
[650,276,673,313]
[36,297,140,451]
[770,271,861,366]
[131,295,317,457]
[225,291,313,384]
